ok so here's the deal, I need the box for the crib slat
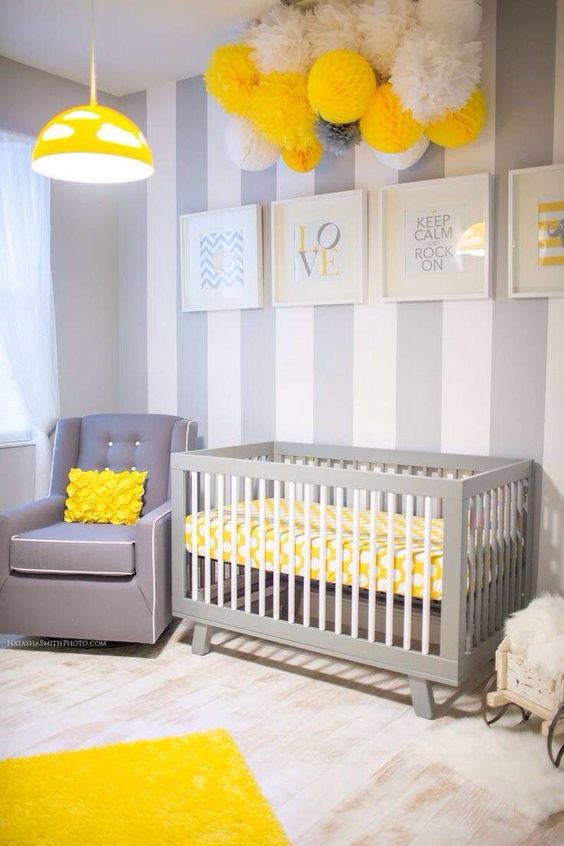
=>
[503,484,510,620]
[510,482,518,613]
[385,492,396,647]
[288,481,296,624]
[516,480,524,609]
[303,483,312,627]
[216,474,224,607]
[466,497,476,650]
[490,488,498,632]
[230,476,238,610]
[351,488,360,639]
[335,486,344,635]
[482,491,491,637]
[244,476,252,614]
[191,471,199,601]
[273,479,281,621]
[403,494,414,650]
[474,494,483,644]
[421,496,432,655]
[368,491,377,643]
[258,478,266,617]
[204,473,211,604]
[496,486,505,627]
[318,484,327,631]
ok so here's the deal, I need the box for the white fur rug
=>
[418,717,563,823]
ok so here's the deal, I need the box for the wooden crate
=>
[487,637,564,738]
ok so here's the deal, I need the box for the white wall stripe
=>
[353,142,397,448]
[441,0,496,456]
[146,82,178,414]
[274,160,315,442]
[206,97,242,447]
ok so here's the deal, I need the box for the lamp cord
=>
[89,0,97,105]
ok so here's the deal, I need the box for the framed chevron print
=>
[180,204,262,311]
[509,165,564,298]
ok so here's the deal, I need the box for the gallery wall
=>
[120,0,564,594]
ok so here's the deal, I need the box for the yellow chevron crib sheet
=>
[185,499,445,600]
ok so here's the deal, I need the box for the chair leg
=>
[409,676,435,720]
[191,623,212,656]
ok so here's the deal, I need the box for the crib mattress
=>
[185,498,445,601]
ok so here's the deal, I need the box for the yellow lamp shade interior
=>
[32,103,153,183]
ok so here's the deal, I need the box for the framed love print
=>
[271,189,366,306]
[380,172,492,302]
[180,204,262,312]
[509,164,564,298]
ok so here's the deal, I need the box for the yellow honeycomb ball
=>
[360,83,422,153]
[425,88,486,148]
[281,140,323,173]
[307,49,376,124]
[250,72,314,151]
[204,45,260,116]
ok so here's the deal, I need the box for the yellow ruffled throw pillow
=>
[64,468,148,525]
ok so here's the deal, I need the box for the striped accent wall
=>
[120,0,564,593]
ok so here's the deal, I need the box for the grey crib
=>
[171,443,535,718]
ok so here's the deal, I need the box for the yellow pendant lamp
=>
[32,1,153,183]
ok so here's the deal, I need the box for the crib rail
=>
[171,442,534,686]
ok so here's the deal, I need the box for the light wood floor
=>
[1,620,562,845]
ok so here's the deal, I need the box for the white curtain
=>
[0,131,60,497]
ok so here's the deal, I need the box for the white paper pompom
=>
[357,0,416,78]
[370,135,429,169]
[247,5,313,74]
[307,0,362,60]
[417,0,483,43]
[390,27,481,123]
[225,116,279,171]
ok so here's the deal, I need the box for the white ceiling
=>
[0,0,273,96]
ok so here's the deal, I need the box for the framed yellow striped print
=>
[509,164,564,298]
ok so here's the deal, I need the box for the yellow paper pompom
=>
[250,72,314,150]
[281,140,323,173]
[204,45,260,116]
[425,88,486,148]
[360,83,422,153]
[307,49,376,124]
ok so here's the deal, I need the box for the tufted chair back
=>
[49,414,197,515]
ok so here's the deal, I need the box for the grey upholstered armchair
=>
[0,413,197,644]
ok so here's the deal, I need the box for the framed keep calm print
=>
[509,164,564,298]
[271,189,366,306]
[380,173,492,302]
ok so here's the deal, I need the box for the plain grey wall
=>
[0,56,120,417]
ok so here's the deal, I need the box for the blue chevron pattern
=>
[199,229,245,289]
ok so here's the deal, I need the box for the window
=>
[0,333,31,444]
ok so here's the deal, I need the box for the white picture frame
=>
[509,164,564,298]
[271,189,367,307]
[180,204,263,312]
[380,172,492,302]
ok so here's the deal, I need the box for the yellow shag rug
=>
[0,729,289,846]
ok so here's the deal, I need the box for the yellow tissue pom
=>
[281,140,323,173]
[204,45,260,116]
[307,49,376,124]
[250,72,314,150]
[425,88,486,148]
[360,83,422,153]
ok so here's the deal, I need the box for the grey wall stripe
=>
[313,150,356,445]
[118,90,148,413]
[240,165,277,442]
[395,147,444,451]
[176,76,208,446]
[490,0,554,460]
[491,0,556,588]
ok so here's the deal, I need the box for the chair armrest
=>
[0,495,66,585]
[135,501,172,631]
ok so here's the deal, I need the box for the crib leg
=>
[409,676,435,720]
[191,623,213,656]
